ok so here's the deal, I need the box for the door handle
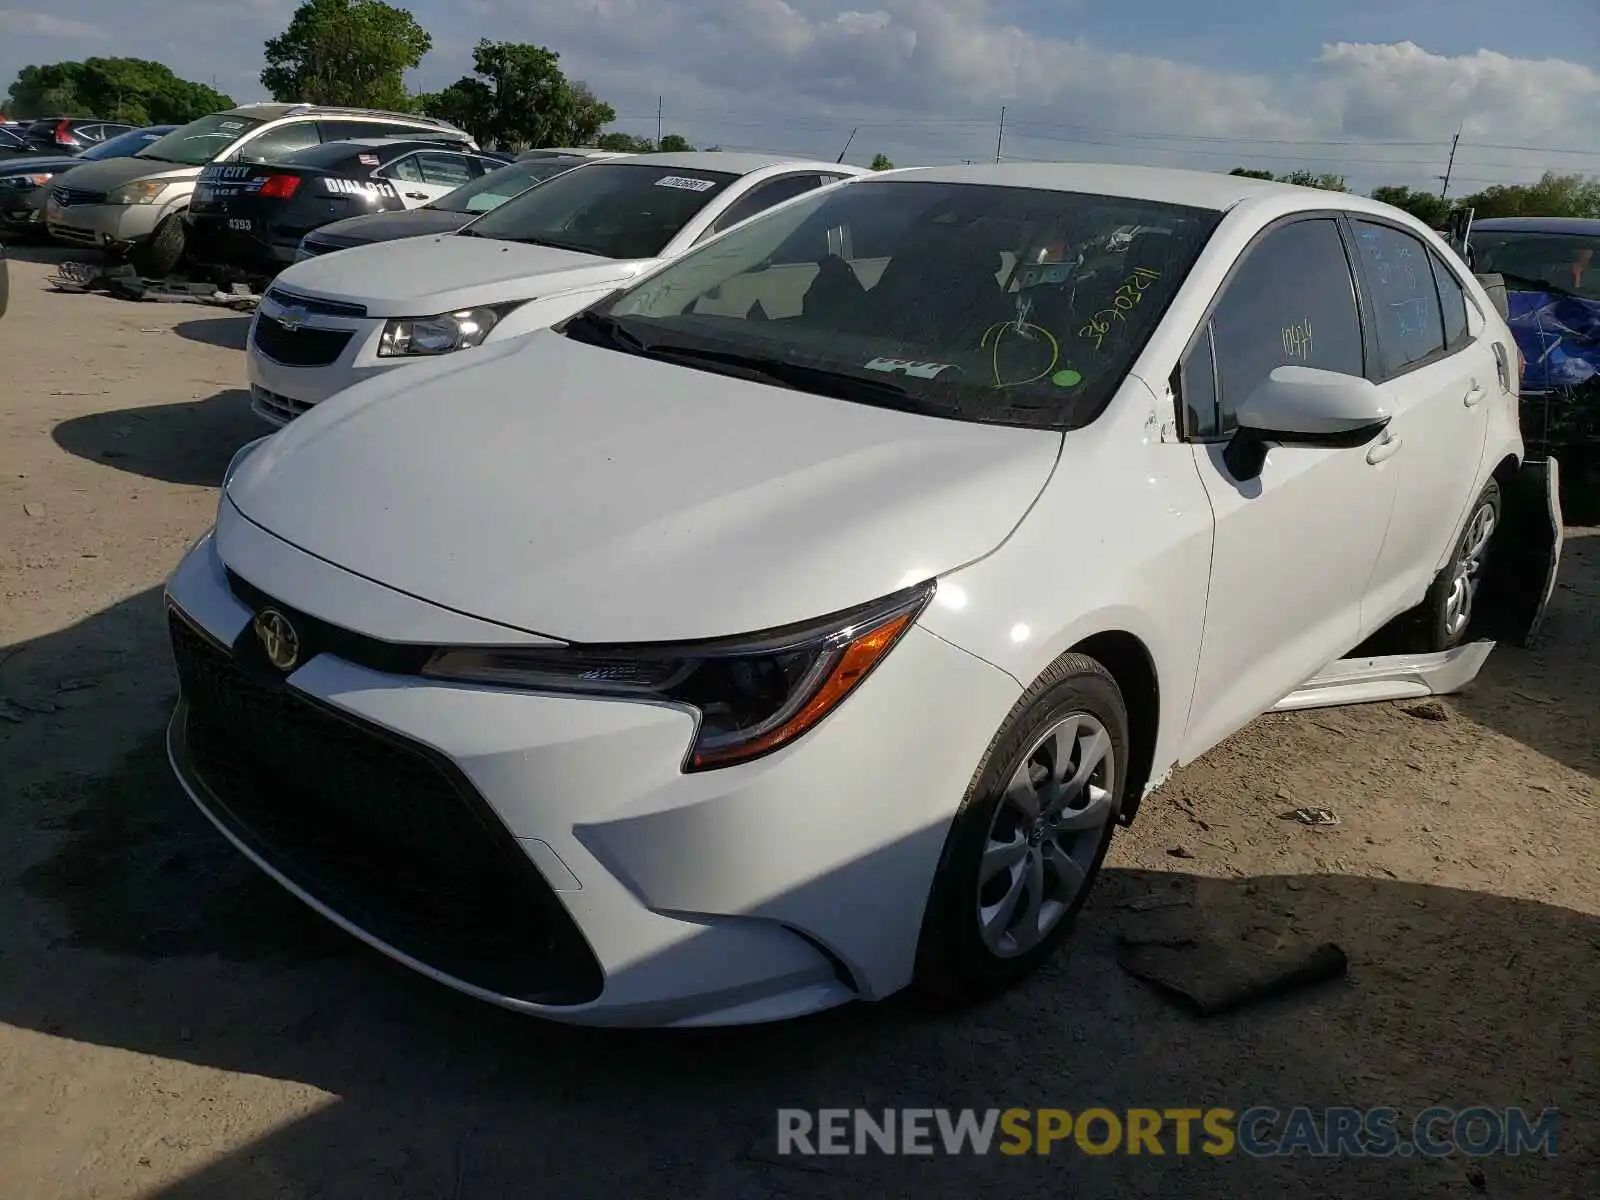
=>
[1366,432,1403,464]
[404,191,428,200]
[1464,383,1486,407]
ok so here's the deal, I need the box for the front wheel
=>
[131,213,187,277]
[1419,479,1502,651]
[913,654,1128,1003]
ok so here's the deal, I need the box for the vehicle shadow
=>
[2,241,90,265]
[1,584,1596,1199]
[50,388,264,487]
[1452,527,1600,780]
[172,316,251,351]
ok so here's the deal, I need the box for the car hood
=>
[309,208,473,247]
[225,332,1063,643]
[0,155,78,176]
[268,234,650,315]
[51,156,199,190]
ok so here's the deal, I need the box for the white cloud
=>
[2,0,1597,193]
[0,8,107,38]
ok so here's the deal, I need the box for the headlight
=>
[1,173,50,190]
[377,304,521,357]
[106,179,174,205]
[421,581,934,770]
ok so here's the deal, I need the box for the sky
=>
[2,0,1599,194]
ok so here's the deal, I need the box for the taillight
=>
[258,174,301,199]
[53,119,74,145]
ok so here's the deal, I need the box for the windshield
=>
[80,126,172,160]
[1472,230,1600,300]
[434,158,583,214]
[137,114,264,165]
[465,162,740,258]
[576,179,1219,430]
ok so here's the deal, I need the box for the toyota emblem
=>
[253,608,300,671]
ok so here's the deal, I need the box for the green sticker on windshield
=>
[1051,369,1083,387]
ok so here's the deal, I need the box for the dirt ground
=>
[1,246,1597,1200]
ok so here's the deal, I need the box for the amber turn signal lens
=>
[690,610,917,769]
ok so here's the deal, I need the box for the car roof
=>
[616,151,868,176]
[326,136,475,149]
[1470,216,1600,235]
[866,161,1389,213]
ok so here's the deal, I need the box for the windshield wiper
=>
[636,344,954,415]
[564,310,646,351]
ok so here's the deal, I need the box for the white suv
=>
[45,103,476,275]
[245,151,868,425]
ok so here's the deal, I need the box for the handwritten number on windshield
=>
[1080,267,1160,350]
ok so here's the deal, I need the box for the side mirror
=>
[1224,365,1390,480]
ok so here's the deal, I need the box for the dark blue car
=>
[1468,216,1600,518]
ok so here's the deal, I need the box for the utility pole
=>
[995,105,1006,163]
[656,96,663,148]
[835,127,857,163]
[1438,125,1462,201]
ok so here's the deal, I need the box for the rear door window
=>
[379,153,426,184]
[1350,220,1447,376]
[416,151,476,188]
[236,121,321,164]
[1429,249,1470,350]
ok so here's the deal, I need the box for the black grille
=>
[264,287,367,318]
[51,185,104,206]
[166,607,604,1004]
[251,315,353,367]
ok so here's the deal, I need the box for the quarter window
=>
[1189,218,1366,437]
[1351,220,1446,375]
[381,153,426,183]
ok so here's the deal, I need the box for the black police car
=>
[184,135,501,277]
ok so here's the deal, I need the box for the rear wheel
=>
[131,212,186,277]
[1419,479,1501,651]
[914,654,1128,1002]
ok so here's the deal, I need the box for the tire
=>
[1418,479,1502,651]
[913,653,1130,1003]
[131,212,186,277]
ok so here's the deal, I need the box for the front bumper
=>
[244,295,397,425]
[163,514,1020,1025]
[45,199,164,250]
[0,189,46,232]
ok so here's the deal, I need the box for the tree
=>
[596,132,655,152]
[261,0,430,111]
[1228,166,1348,191]
[420,40,614,150]
[6,59,232,123]
[657,133,694,152]
[1455,171,1600,220]
[1370,185,1451,228]
[870,153,894,170]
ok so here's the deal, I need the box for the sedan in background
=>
[245,151,868,424]
[294,152,625,261]
[167,163,1551,1027]
[0,124,176,236]
[19,116,136,154]
[184,136,502,278]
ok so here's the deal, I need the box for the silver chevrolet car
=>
[45,103,475,275]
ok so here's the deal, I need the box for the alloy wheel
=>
[977,713,1117,958]
[1443,499,1497,639]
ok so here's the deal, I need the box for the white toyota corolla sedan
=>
[166,162,1542,1028]
[245,151,869,425]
